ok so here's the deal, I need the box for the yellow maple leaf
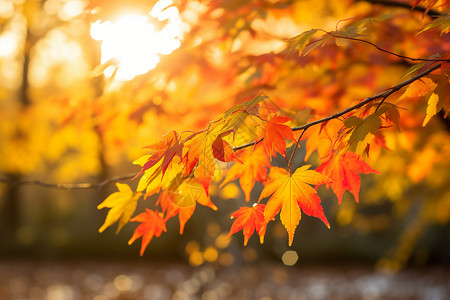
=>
[259,166,332,246]
[97,183,142,234]
[423,93,440,127]
[400,77,437,99]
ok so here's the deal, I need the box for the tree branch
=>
[234,62,442,151]
[357,0,443,17]
[0,64,443,188]
[0,173,136,190]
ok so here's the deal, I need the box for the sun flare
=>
[90,0,184,81]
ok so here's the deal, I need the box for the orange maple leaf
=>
[316,152,380,204]
[400,77,437,99]
[259,166,332,246]
[159,192,195,235]
[183,129,238,195]
[220,146,270,201]
[128,209,167,256]
[158,176,217,234]
[212,130,242,163]
[135,130,183,179]
[227,204,267,246]
[299,119,340,160]
[263,114,296,157]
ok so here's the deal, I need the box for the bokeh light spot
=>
[113,274,132,292]
[214,233,230,249]
[281,250,299,266]
[189,251,204,267]
[203,247,218,262]
[218,253,234,266]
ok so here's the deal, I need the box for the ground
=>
[1,261,449,300]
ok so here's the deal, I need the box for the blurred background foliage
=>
[0,0,449,272]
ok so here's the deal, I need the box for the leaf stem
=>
[288,129,306,173]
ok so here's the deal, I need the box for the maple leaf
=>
[159,175,217,234]
[384,103,401,131]
[159,191,195,235]
[423,93,440,126]
[97,183,142,234]
[263,114,296,158]
[290,29,319,54]
[227,203,267,246]
[135,130,183,179]
[222,95,267,119]
[212,130,242,163]
[220,146,270,201]
[418,13,450,35]
[212,96,268,148]
[134,156,163,199]
[316,152,380,204]
[128,209,167,256]
[423,73,450,126]
[400,77,437,99]
[259,166,332,246]
[400,63,426,80]
[300,120,340,160]
[183,128,238,195]
[344,114,381,154]
[135,154,184,200]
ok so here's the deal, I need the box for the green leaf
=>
[303,36,332,56]
[400,63,426,80]
[345,115,381,154]
[418,14,450,35]
[290,29,319,54]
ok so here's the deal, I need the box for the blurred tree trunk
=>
[3,24,33,254]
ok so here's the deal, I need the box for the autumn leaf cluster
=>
[1,0,446,258]
[91,0,450,256]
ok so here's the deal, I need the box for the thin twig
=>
[0,173,136,190]
[357,0,443,17]
[234,63,441,151]
[322,30,449,63]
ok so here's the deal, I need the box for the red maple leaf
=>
[212,130,242,163]
[227,204,267,246]
[128,209,167,256]
[263,114,296,157]
[316,152,380,203]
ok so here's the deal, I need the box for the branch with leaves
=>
[235,62,442,151]
[99,58,448,255]
[2,0,448,259]
[1,54,447,256]
[0,62,442,189]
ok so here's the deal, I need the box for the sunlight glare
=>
[0,31,19,57]
[90,0,184,81]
